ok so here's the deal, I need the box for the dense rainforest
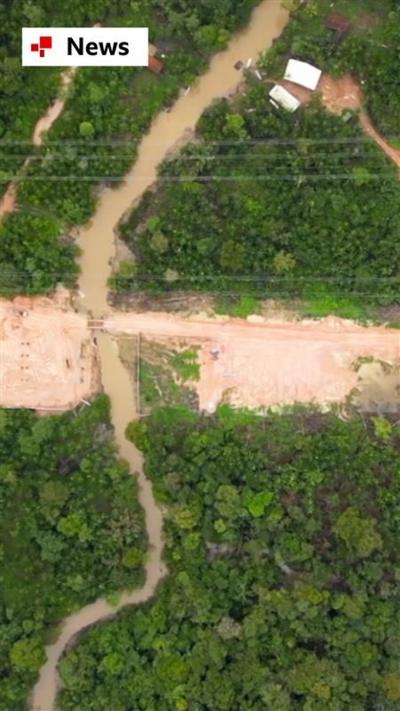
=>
[58,406,400,710]
[2,0,400,304]
[0,396,146,710]
[115,0,400,316]
[115,100,400,315]
[0,0,258,294]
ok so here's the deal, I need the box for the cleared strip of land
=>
[0,294,97,410]
[107,312,400,411]
[2,300,399,412]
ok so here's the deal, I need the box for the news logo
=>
[22,27,148,67]
[30,35,53,58]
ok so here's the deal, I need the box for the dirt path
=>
[359,110,400,167]
[30,2,290,709]
[0,68,76,221]
[279,73,400,169]
[2,306,399,413]
[319,75,400,167]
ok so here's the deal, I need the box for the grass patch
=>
[139,339,200,413]
[171,348,200,381]
[215,294,261,318]
[299,285,371,321]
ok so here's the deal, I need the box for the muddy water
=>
[78,0,289,316]
[0,68,76,220]
[31,333,167,710]
[31,2,289,708]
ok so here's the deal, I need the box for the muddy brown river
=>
[30,2,289,708]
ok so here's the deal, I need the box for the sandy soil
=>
[279,74,362,112]
[0,185,17,219]
[2,302,399,414]
[355,361,400,413]
[0,293,98,410]
[32,68,76,146]
[106,312,400,412]
[319,74,362,113]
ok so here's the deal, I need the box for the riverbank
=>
[30,2,290,708]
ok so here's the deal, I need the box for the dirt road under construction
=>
[1,300,399,412]
[107,312,400,412]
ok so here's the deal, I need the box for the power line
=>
[0,268,399,281]
[0,150,391,161]
[0,172,396,182]
[1,136,400,146]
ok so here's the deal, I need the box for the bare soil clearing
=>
[0,291,97,410]
[107,312,400,412]
[355,361,400,413]
[319,74,363,113]
[320,75,400,167]
[2,302,399,414]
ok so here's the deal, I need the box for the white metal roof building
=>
[269,85,301,112]
[284,59,322,90]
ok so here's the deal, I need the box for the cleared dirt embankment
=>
[107,312,400,411]
[0,291,96,411]
[2,303,400,413]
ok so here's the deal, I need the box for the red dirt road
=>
[2,302,399,412]
[106,312,400,412]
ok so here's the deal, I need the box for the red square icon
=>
[31,43,39,52]
[40,36,52,49]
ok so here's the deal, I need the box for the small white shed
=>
[284,59,322,90]
[269,85,301,112]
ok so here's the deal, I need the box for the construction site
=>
[0,292,98,411]
[1,296,399,414]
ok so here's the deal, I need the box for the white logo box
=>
[22,27,149,67]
